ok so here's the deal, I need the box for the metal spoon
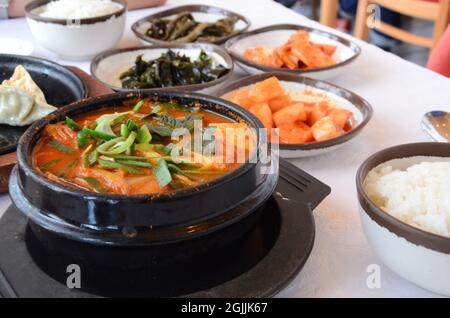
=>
[421,111,450,142]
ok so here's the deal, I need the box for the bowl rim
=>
[356,142,450,253]
[25,0,127,25]
[131,4,251,45]
[17,90,264,202]
[214,72,373,151]
[225,23,362,75]
[90,43,234,93]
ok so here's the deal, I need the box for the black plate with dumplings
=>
[0,54,87,155]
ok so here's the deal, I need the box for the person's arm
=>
[427,26,450,78]
[8,0,31,18]
[126,0,167,11]
[8,0,167,18]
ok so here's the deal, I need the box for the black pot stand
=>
[0,159,330,298]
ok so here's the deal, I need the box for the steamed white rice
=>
[364,161,450,237]
[37,0,122,20]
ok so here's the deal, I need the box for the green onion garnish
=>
[49,140,75,155]
[154,158,172,188]
[132,100,144,112]
[66,116,81,131]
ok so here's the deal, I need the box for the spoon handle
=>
[421,111,450,143]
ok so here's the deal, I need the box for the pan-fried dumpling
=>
[2,65,47,104]
[0,86,56,126]
[0,65,57,126]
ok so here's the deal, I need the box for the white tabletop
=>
[1,0,449,298]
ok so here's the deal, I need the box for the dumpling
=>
[0,86,56,126]
[0,65,57,126]
[2,65,47,104]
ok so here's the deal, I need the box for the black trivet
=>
[0,160,330,298]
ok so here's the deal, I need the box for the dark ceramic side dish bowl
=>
[0,54,87,155]
[356,142,450,296]
[214,72,373,158]
[132,4,251,45]
[10,91,278,247]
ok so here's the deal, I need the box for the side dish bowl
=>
[10,91,278,246]
[90,44,234,94]
[356,142,450,296]
[25,0,127,60]
[225,24,361,80]
[132,4,251,45]
[215,72,372,158]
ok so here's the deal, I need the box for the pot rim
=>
[25,0,127,26]
[224,24,361,75]
[17,90,264,203]
[90,43,234,93]
[356,142,450,253]
[214,71,373,151]
[131,4,251,45]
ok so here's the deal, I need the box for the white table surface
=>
[1,0,449,298]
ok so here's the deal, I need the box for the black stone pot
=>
[11,91,278,247]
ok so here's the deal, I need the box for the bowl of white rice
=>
[357,142,450,296]
[25,0,127,60]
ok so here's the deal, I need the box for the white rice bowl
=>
[364,157,450,237]
[35,0,123,20]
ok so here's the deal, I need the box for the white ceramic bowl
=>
[25,0,127,61]
[90,43,234,94]
[214,72,372,158]
[225,24,361,80]
[357,143,450,296]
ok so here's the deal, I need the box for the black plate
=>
[0,54,87,155]
[0,160,330,298]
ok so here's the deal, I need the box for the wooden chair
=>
[354,0,450,49]
[319,0,339,27]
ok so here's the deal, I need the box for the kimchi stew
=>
[32,99,254,195]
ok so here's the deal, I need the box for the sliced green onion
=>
[132,100,144,112]
[167,164,194,180]
[82,126,116,141]
[66,116,81,131]
[146,124,173,137]
[98,159,142,174]
[111,155,148,161]
[112,114,126,126]
[154,158,172,188]
[40,159,62,171]
[136,125,152,144]
[81,145,93,168]
[135,143,153,152]
[58,159,78,177]
[83,177,106,193]
[88,150,99,166]
[120,124,129,137]
[49,140,75,155]
[95,111,131,137]
[117,160,152,168]
[96,132,137,156]
[77,131,90,148]
[127,119,138,132]
[164,143,175,155]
